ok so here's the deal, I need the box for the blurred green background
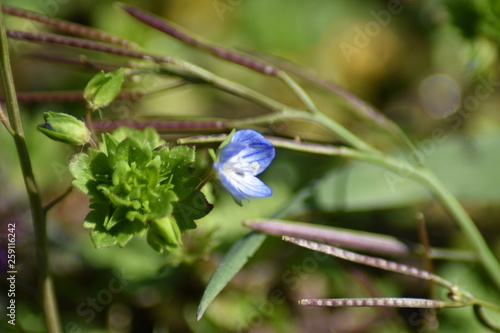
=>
[1,0,500,332]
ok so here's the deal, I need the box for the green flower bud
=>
[37,111,91,145]
[147,216,181,252]
[84,68,125,110]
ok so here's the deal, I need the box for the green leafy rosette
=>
[69,127,212,252]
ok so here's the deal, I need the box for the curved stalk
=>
[180,133,500,290]
[411,168,500,290]
[0,6,61,332]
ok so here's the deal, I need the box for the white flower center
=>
[250,161,260,174]
[225,154,261,176]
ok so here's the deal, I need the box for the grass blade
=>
[196,232,266,321]
[196,182,315,320]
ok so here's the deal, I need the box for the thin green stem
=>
[43,186,72,212]
[178,133,378,157]
[0,5,61,332]
[234,109,379,153]
[313,111,378,153]
[7,9,376,155]
[253,51,420,155]
[413,169,500,290]
[328,147,500,290]
[473,299,500,313]
[229,109,311,128]
[474,305,500,332]
[161,60,286,112]
[157,60,378,153]
[276,72,378,153]
[115,5,379,154]
[336,149,500,290]
[0,103,14,135]
[181,133,500,290]
[276,71,320,113]
[85,104,98,144]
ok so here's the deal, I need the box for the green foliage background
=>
[1,0,500,332]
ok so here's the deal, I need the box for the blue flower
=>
[214,129,275,204]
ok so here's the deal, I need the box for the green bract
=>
[37,111,91,145]
[69,127,212,252]
[84,68,125,110]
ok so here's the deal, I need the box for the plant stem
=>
[7,29,169,62]
[474,300,500,313]
[2,4,136,48]
[180,133,500,290]
[116,5,378,154]
[161,59,286,112]
[0,104,14,135]
[331,149,500,290]
[344,149,500,290]
[276,71,320,113]
[474,305,500,332]
[7,14,376,154]
[44,186,73,212]
[252,50,420,154]
[413,168,500,290]
[312,111,378,153]
[118,3,277,75]
[0,6,61,332]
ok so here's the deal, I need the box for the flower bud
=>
[147,216,181,252]
[84,68,125,110]
[37,111,91,145]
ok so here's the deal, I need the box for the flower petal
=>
[214,163,247,202]
[231,130,275,174]
[216,164,272,201]
[239,146,275,174]
[218,142,246,164]
[214,129,275,204]
[230,172,272,198]
[231,129,266,144]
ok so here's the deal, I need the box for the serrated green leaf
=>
[173,190,212,232]
[145,156,161,187]
[70,150,112,198]
[89,150,113,177]
[103,207,127,231]
[84,68,125,110]
[90,228,118,248]
[175,177,200,202]
[86,203,146,249]
[109,159,128,185]
[69,153,93,194]
[112,137,151,167]
[83,203,108,229]
[83,203,115,248]
[141,127,164,148]
[148,186,177,218]
[111,126,162,148]
[113,220,145,247]
[157,145,195,176]
[125,211,144,223]
[100,132,119,155]
[88,209,118,248]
